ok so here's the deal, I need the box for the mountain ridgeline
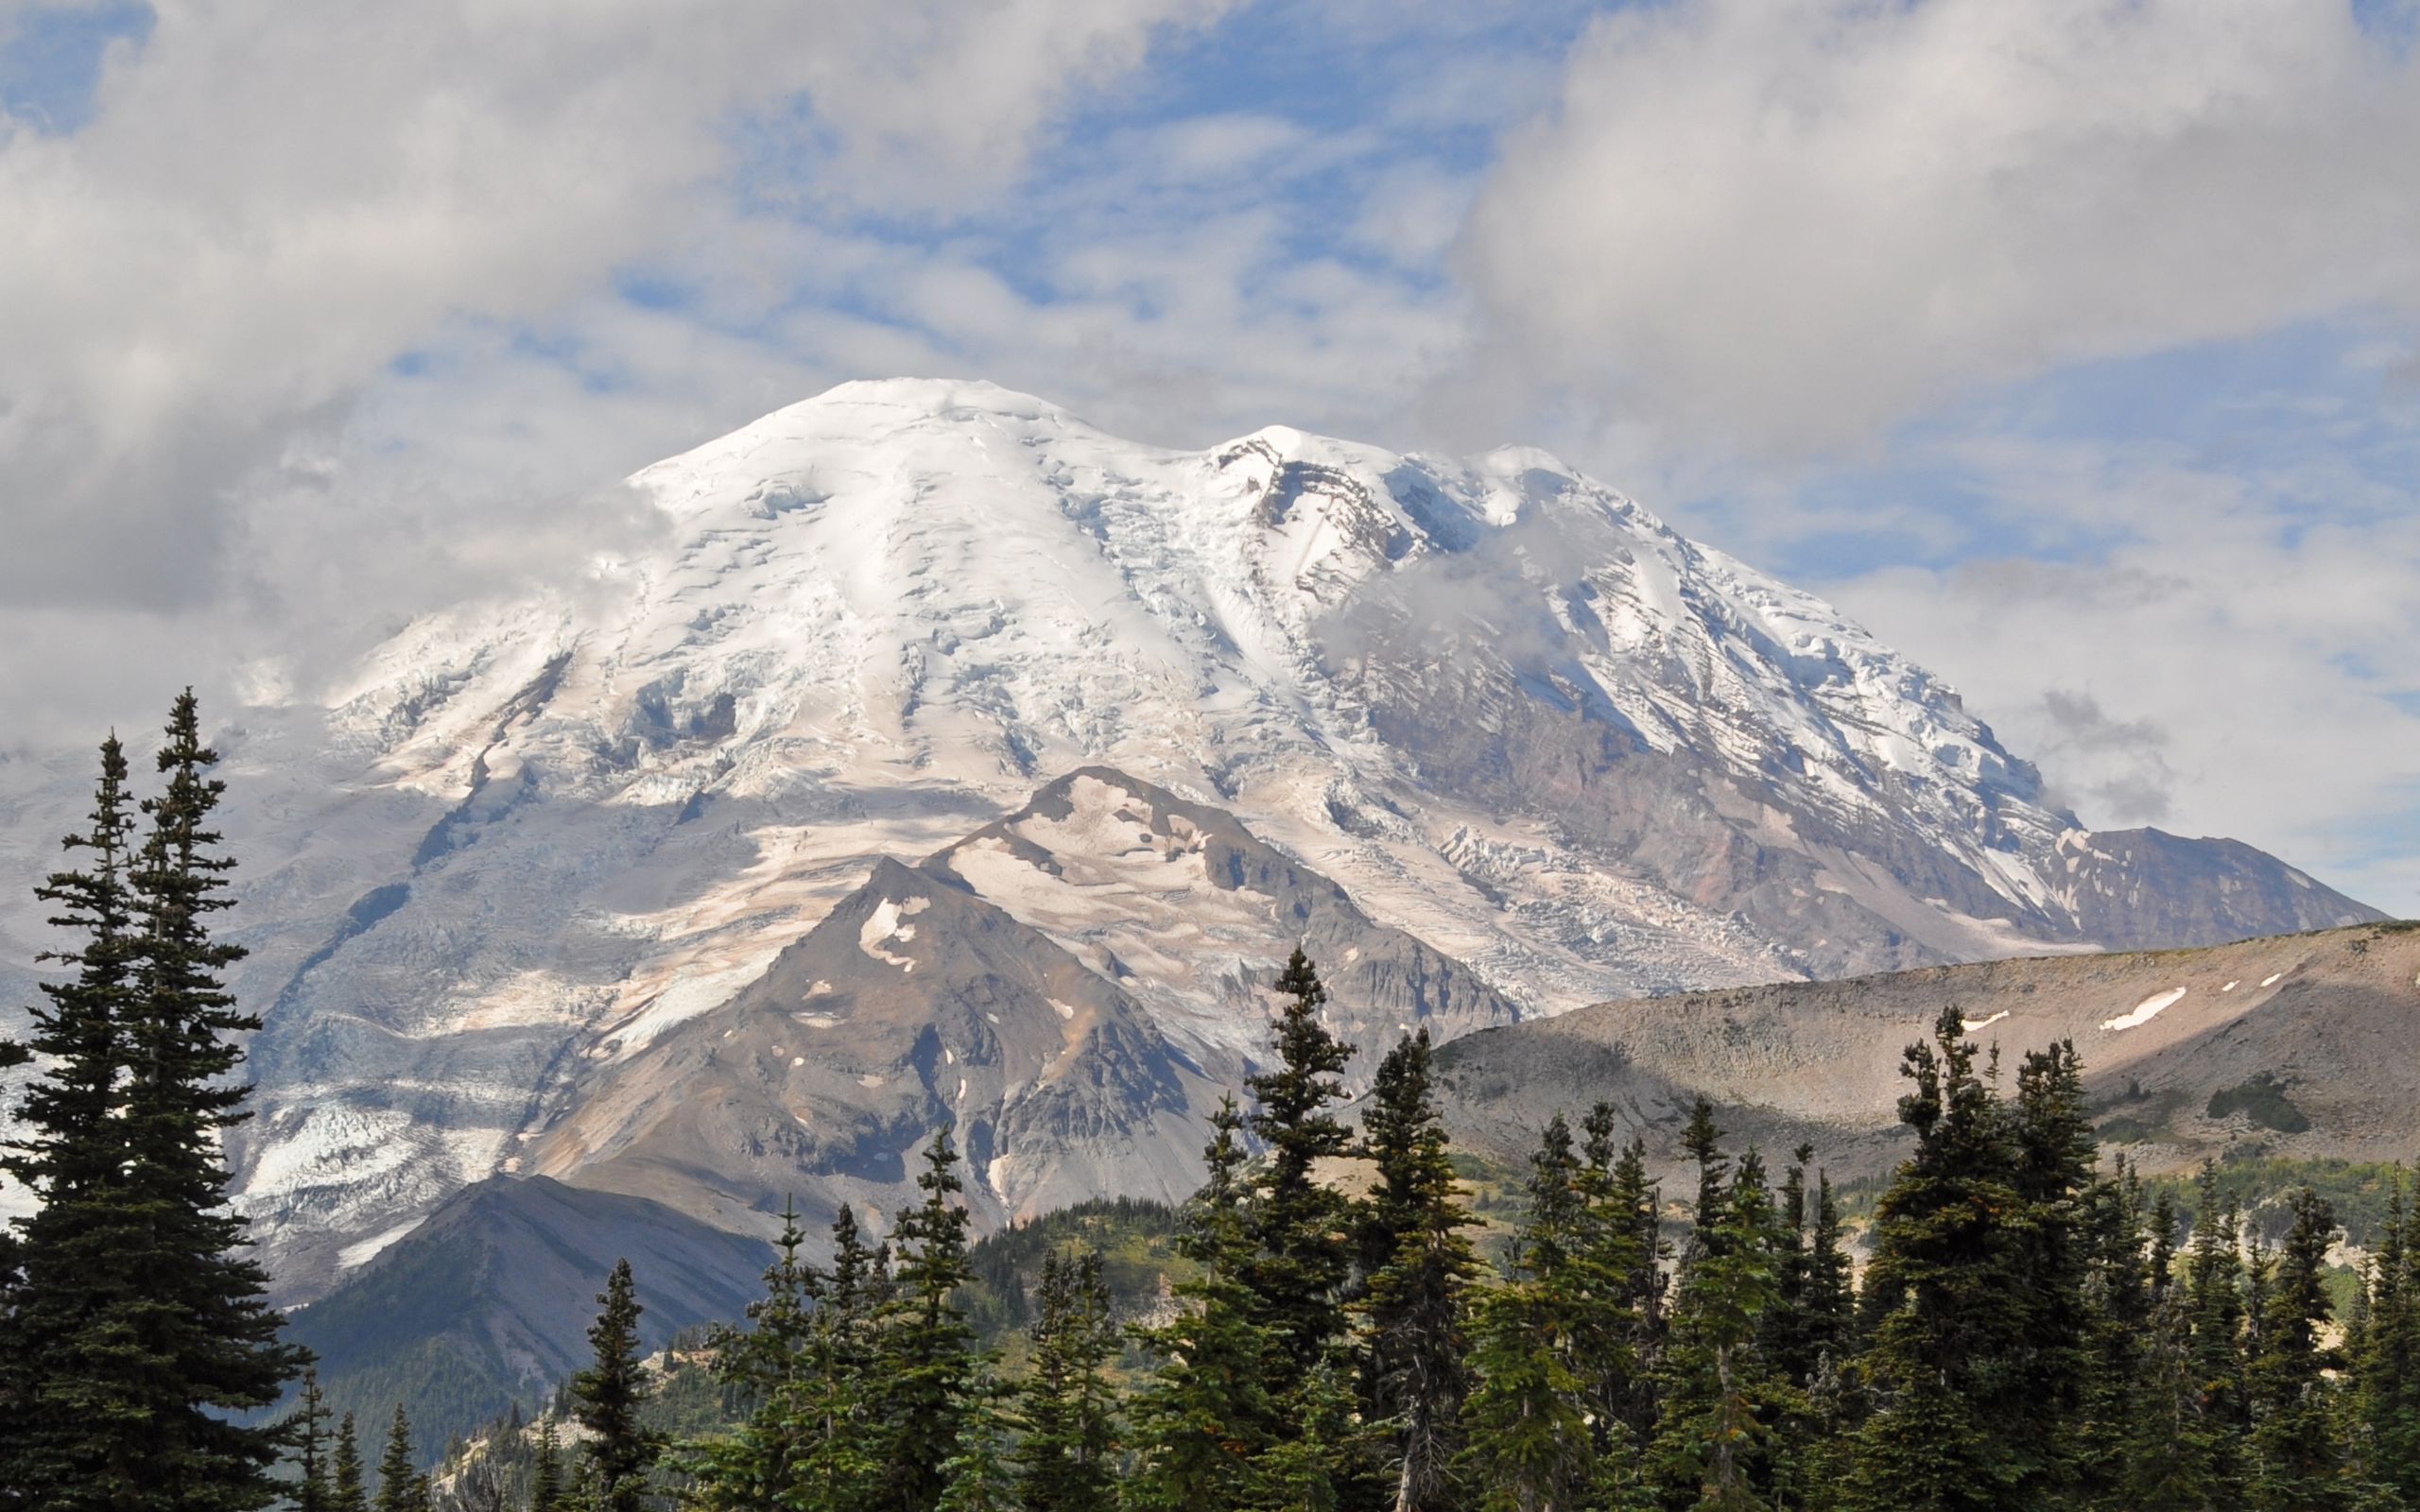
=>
[0,381,2373,1306]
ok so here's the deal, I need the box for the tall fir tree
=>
[873,1130,981,1512]
[2183,1171,2253,1493]
[1677,1098,1731,1273]
[1845,1008,2031,1512]
[2,702,302,1510]
[785,1203,884,1512]
[1012,1247,1121,1512]
[935,1367,1016,1512]
[331,1412,368,1512]
[2007,1040,2100,1503]
[372,1407,426,1512]
[0,733,145,1507]
[125,693,306,1505]
[1243,946,1357,1376]
[682,1199,824,1508]
[1126,1099,1282,1512]
[2353,1173,2420,1506]
[570,1259,662,1512]
[1460,1116,1598,1512]
[2248,1187,2351,1512]
[526,1418,562,1512]
[1356,1029,1481,1512]
[285,1366,336,1512]
[1648,1146,1795,1512]
[1565,1104,1654,1462]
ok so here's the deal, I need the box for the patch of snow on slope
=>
[1965,1009,2010,1031]
[859,896,928,972]
[2102,988,2187,1032]
[337,1219,424,1271]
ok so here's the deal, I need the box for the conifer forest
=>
[9,704,2420,1512]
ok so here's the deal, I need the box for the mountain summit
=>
[0,379,2377,1294]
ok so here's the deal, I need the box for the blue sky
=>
[2,0,2417,910]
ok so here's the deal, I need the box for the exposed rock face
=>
[1429,921,2420,1187]
[0,379,2380,1299]
[523,767,1523,1253]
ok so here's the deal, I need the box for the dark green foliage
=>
[1011,1247,1120,1512]
[2248,1188,2349,1511]
[286,1367,336,1512]
[528,1418,563,1512]
[1125,1099,1282,1512]
[678,1200,824,1508]
[1356,1029,1481,1512]
[1763,1147,1851,1393]
[1845,1009,2035,1512]
[1679,1096,1730,1268]
[1242,945,1358,1378]
[1648,1143,1811,1512]
[570,1260,662,1511]
[332,1412,369,1512]
[2352,1173,2420,1506]
[935,1368,1016,1512]
[961,1196,1184,1334]
[372,1406,427,1512]
[873,1130,981,1512]
[1460,1115,1598,1512]
[0,702,303,1512]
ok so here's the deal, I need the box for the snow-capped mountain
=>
[0,379,2378,1296]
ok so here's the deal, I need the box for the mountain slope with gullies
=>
[0,378,2379,1298]
[1428,920,2420,1187]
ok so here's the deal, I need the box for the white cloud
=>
[0,0,1235,733]
[1461,0,2420,457]
[0,0,1233,593]
[1824,431,2420,911]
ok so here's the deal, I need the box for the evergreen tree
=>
[2353,1173,2420,1507]
[2070,1162,2154,1508]
[2183,1172,2253,1493]
[1,704,303,1511]
[1844,1008,2030,1512]
[372,1407,427,1512]
[2123,1274,2215,1512]
[125,694,307,1505]
[527,1418,563,1512]
[1648,1147,1795,1512]
[1798,1171,1853,1390]
[1012,1247,1120,1512]
[681,1200,824,1508]
[935,1368,1016,1512]
[1461,1276,1590,1512]
[2010,1041,2100,1502]
[1243,947,1357,1376]
[0,734,146,1505]
[1677,1098,1730,1272]
[1460,1117,1597,1512]
[1568,1104,1655,1461]
[2249,1188,2350,1511]
[1127,1099,1282,1512]
[570,1259,662,1512]
[1604,1130,1672,1444]
[788,1203,884,1512]
[1355,1030,1481,1512]
[285,1366,336,1512]
[873,1130,980,1512]
[332,1413,368,1512]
